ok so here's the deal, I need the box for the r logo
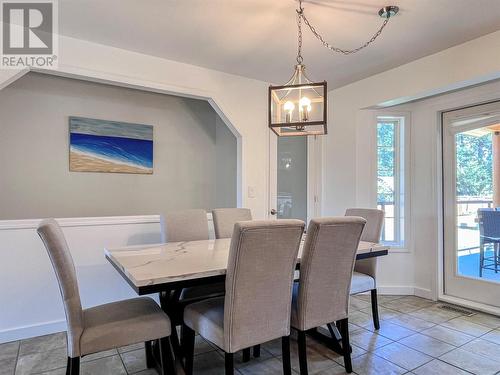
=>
[2,1,53,54]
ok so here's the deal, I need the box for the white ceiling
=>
[59,0,500,88]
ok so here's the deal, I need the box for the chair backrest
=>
[294,217,366,331]
[478,208,500,239]
[212,208,252,239]
[223,219,305,352]
[37,219,83,358]
[345,208,384,279]
[345,208,384,243]
[160,209,209,242]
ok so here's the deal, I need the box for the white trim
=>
[377,285,415,295]
[0,319,66,344]
[414,287,435,300]
[374,112,412,250]
[0,213,214,231]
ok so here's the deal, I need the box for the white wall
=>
[326,30,500,297]
[216,116,238,208]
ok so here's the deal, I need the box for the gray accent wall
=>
[0,73,237,219]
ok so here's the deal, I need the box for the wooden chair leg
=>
[225,352,234,375]
[297,330,308,375]
[159,337,176,375]
[183,324,195,375]
[242,348,251,362]
[282,336,292,375]
[66,357,80,375]
[145,340,155,368]
[339,319,353,373]
[253,344,261,358]
[370,289,380,330]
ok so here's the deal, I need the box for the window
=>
[377,116,406,246]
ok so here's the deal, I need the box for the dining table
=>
[105,237,389,368]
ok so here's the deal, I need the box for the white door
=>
[442,101,500,309]
[268,133,321,223]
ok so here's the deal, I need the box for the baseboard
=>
[377,285,415,295]
[414,287,435,300]
[0,319,67,344]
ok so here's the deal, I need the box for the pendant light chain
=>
[296,0,392,56]
[296,6,304,64]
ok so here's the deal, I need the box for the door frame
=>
[268,131,322,222]
[441,101,500,313]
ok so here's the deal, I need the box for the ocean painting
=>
[69,117,153,174]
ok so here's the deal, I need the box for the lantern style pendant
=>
[269,64,327,137]
[268,0,398,137]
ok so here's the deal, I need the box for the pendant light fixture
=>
[269,0,399,137]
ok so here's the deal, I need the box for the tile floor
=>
[2,295,500,375]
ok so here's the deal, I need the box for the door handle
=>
[270,209,277,216]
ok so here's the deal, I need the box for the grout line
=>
[117,350,130,375]
[13,340,21,373]
[409,358,476,375]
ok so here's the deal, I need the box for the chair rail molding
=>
[0,214,215,231]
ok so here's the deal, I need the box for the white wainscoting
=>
[0,215,215,344]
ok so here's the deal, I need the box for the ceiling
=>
[59,0,500,88]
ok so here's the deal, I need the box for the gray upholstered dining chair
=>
[291,217,366,374]
[160,209,209,243]
[160,209,225,351]
[345,208,384,330]
[212,208,252,238]
[37,219,176,375]
[182,219,305,375]
[160,209,224,301]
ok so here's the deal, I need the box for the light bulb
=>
[299,96,312,121]
[299,96,311,109]
[284,101,295,112]
[283,101,295,123]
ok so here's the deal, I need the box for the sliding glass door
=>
[442,101,500,309]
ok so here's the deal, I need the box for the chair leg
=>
[480,244,484,277]
[242,348,251,362]
[145,340,155,368]
[253,344,261,358]
[159,337,176,375]
[183,324,195,375]
[495,243,499,273]
[370,289,380,330]
[225,352,234,375]
[282,336,292,375]
[66,357,80,375]
[339,319,353,373]
[297,330,308,375]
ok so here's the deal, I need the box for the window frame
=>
[376,115,407,248]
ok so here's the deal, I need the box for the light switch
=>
[247,186,256,198]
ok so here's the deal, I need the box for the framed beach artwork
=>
[69,117,153,174]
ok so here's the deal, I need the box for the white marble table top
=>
[105,239,389,290]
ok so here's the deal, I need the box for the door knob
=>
[270,209,277,215]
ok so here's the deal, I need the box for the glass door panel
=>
[443,101,500,309]
[277,137,308,222]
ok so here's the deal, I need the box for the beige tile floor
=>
[2,295,500,375]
